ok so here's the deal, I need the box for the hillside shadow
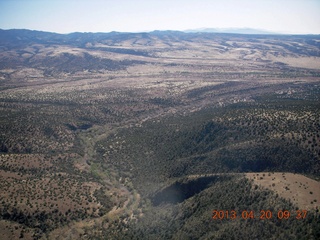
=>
[152,175,231,206]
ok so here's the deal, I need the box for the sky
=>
[0,0,319,34]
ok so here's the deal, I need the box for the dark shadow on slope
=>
[152,175,232,206]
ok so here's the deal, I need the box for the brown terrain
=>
[246,172,320,210]
[0,29,319,239]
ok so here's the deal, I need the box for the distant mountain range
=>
[184,28,279,34]
[1,28,319,49]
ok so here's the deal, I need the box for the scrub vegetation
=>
[0,29,319,239]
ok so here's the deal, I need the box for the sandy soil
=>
[246,172,320,210]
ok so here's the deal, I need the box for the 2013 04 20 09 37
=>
[212,210,307,220]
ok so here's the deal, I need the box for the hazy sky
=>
[0,0,319,34]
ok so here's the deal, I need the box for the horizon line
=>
[1,27,320,36]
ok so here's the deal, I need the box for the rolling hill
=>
[0,29,319,239]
